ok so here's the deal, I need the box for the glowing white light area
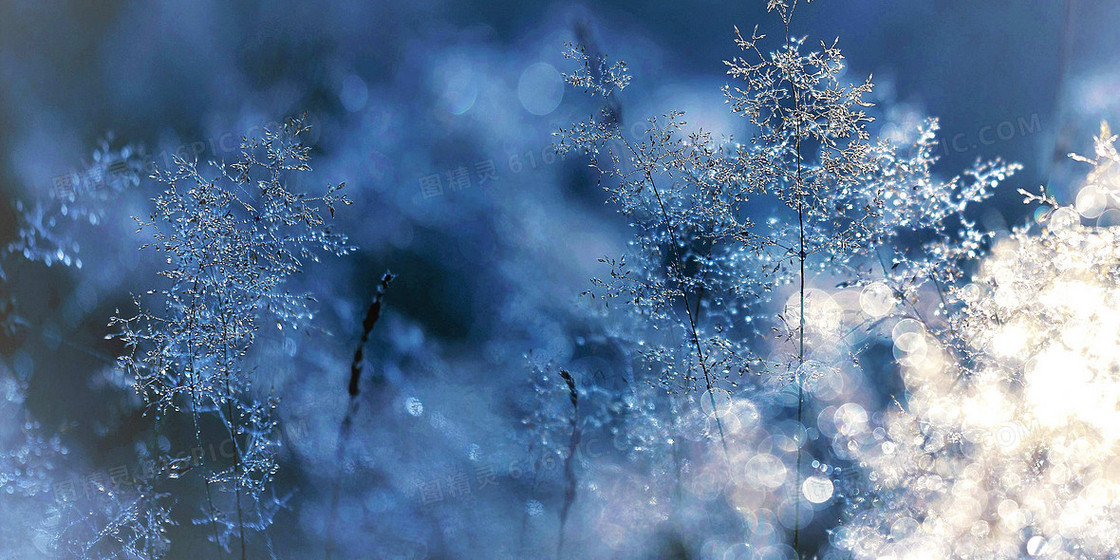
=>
[860,282,895,317]
[801,476,834,504]
[517,62,564,116]
[1076,184,1108,218]
[842,217,1120,559]
[784,288,843,334]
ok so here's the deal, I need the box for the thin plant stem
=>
[620,136,732,466]
[325,272,394,560]
[785,6,807,556]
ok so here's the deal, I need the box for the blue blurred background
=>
[0,1,1114,558]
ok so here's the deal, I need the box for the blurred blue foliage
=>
[0,1,1116,558]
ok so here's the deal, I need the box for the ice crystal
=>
[0,141,145,557]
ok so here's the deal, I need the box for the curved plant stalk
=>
[325,271,394,560]
[555,369,580,559]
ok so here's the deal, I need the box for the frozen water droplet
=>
[405,397,423,417]
[1027,536,1047,556]
[802,476,834,504]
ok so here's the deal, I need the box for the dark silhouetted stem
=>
[325,271,394,560]
[556,369,580,559]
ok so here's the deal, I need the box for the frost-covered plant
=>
[0,141,150,558]
[835,124,1120,559]
[51,480,173,560]
[1,138,143,338]
[3,137,144,280]
[556,0,1018,555]
[0,138,142,499]
[111,115,351,558]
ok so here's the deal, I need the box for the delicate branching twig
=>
[111,115,351,558]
